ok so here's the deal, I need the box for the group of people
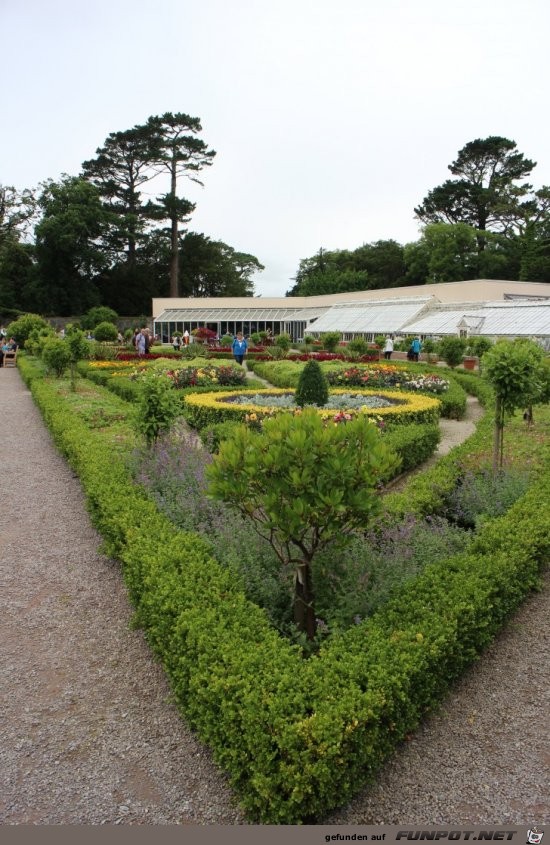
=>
[171,331,190,350]
[0,335,17,367]
[168,329,249,365]
[382,335,422,362]
[132,326,155,356]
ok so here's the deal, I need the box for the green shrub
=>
[220,334,233,347]
[274,332,292,352]
[7,313,50,347]
[347,337,370,356]
[25,326,56,357]
[41,337,71,376]
[81,306,118,330]
[383,422,440,476]
[93,321,119,342]
[437,336,467,368]
[294,359,329,407]
[135,373,182,445]
[199,419,242,452]
[321,331,342,352]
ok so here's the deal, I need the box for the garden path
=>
[1,366,547,825]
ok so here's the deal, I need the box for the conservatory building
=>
[152,279,550,345]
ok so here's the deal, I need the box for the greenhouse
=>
[152,280,550,344]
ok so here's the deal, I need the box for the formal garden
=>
[6,311,550,822]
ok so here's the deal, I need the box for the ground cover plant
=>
[17,351,550,823]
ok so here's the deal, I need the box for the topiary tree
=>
[207,409,399,640]
[93,321,118,342]
[482,338,548,471]
[437,336,466,368]
[81,306,118,331]
[134,373,182,446]
[321,331,342,353]
[42,337,71,377]
[295,359,329,407]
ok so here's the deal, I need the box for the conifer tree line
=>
[1,131,549,317]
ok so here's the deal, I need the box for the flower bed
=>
[182,387,441,431]
[326,366,449,394]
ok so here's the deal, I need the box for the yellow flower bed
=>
[88,360,148,369]
[183,387,441,430]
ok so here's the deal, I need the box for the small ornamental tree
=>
[437,336,466,368]
[65,326,90,391]
[135,373,182,446]
[274,332,292,353]
[42,337,71,377]
[321,331,342,353]
[207,409,399,640]
[482,339,547,471]
[295,359,329,407]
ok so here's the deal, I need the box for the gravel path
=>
[1,367,548,825]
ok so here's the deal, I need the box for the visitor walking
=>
[383,335,394,360]
[410,336,422,362]
[232,331,248,365]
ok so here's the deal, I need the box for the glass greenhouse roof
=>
[404,302,550,337]
[155,307,313,322]
[304,299,432,334]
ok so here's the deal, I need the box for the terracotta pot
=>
[463,356,477,370]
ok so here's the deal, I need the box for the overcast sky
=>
[2,0,550,296]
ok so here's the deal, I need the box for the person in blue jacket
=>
[232,331,248,365]
[410,336,422,362]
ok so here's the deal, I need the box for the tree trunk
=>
[169,153,179,297]
[493,396,503,473]
[294,562,316,641]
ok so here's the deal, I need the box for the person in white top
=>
[383,335,394,360]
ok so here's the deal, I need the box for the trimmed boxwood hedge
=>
[17,354,549,823]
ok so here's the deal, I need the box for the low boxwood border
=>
[17,354,549,823]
